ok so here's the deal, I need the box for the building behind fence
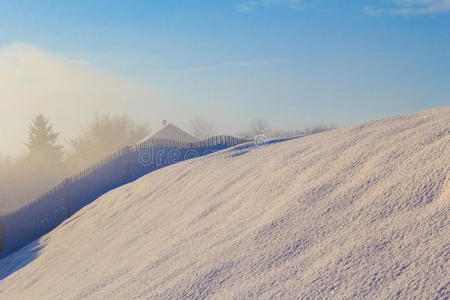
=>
[0,135,247,258]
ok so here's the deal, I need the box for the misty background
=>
[0,113,149,214]
[0,112,333,214]
[1,1,449,214]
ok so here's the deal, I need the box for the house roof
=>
[138,123,200,144]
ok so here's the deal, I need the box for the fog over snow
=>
[0,106,448,299]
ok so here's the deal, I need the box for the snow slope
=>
[0,106,449,299]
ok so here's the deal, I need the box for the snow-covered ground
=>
[0,106,449,299]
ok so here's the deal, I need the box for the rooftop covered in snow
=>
[138,123,200,144]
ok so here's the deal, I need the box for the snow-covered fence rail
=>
[0,135,247,258]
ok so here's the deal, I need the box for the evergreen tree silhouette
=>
[25,114,63,163]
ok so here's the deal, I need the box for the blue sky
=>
[0,0,449,153]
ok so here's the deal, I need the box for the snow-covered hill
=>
[0,106,449,299]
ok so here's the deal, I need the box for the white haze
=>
[0,42,172,155]
[0,42,169,214]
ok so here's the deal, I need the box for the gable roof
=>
[139,123,200,144]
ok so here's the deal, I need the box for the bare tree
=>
[304,124,336,135]
[190,118,216,140]
[250,118,271,136]
[237,118,335,140]
[238,118,272,139]
[67,113,150,172]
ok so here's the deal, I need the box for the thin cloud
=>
[177,61,261,73]
[67,58,90,65]
[236,0,307,13]
[365,0,450,16]
[236,0,258,12]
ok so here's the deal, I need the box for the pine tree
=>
[25,114,63,163]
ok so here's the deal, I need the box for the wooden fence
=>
[0,135,247,258]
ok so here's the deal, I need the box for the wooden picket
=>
[0,135,248,256]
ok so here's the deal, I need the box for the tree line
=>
[0,114,334,214]
[0,114,150,214]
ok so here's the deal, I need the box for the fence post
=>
[0,215,5,253]
[64,178,71,218]
[124,146,132,181]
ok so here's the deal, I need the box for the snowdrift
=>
[0,106,449,299]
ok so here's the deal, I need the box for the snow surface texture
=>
[0,106,449,299]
